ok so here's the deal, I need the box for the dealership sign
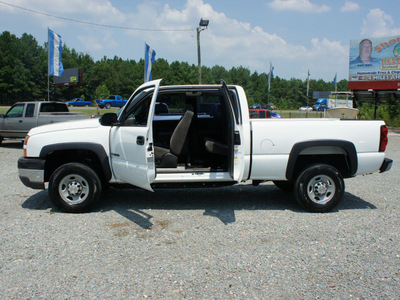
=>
[349,36,400,90]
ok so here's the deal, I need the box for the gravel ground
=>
[0,134,399,299]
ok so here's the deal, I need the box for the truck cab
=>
[102,80,248,191]
[312,98,327,111]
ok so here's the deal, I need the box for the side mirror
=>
[99,113,118,126]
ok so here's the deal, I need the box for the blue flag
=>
[144,43,156,82]
[48,29,64,76]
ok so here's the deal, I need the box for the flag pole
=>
[47,27,50,101]
[307,70,310,106]
[268,62,273,108]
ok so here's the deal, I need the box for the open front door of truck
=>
[109,80,161,191]
[220,81,246,182]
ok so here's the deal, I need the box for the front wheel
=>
[294,164,344,213]
[273,180,293,192]
[49,163,102,213]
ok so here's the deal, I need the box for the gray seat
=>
[204,137,229,156]
[154,109,194,168]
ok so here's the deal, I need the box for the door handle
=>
[137,136,145,145]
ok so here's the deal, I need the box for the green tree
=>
[95,84,110,99]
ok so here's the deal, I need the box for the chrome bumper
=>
[18,157,45,189]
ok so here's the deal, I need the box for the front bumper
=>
[379,158,393,173]
[18,157,46,189]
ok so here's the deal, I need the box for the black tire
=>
[273,180,293,192]
[49,163,102,213]
[105,103,112,109]
[294,164,344,213]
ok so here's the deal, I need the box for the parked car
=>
[249,109,282,119]
[312,98,328,111]
[249,109,270,119]
[66,98,92,107]
[299,106,313,112]
[0,101,95,144]
[250,103,265,109]
[95,95,127,109]
[250,103,276,110]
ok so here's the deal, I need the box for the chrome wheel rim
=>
[59,174,89,204]
[306,175,335,204]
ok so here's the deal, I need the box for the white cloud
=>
[292,38,348,80]
[7,0,126,25]
[268,0,331,13]
[77,31,118,52]
[341,1,360,12]
[361,8,400,37]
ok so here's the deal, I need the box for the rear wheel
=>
[294,164,344,212]
[49,163,102,213]
[105,103,112,109]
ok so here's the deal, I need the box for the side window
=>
[197,94,224,118]
[156,94,186,115]
[25,103,35,117]
[6,104,25,118]
[40,103,68,112]
[122,95,152,126]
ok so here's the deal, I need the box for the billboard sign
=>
[349,36,400,90]
[53,68,82,87]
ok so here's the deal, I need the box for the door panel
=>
[109,80,161,191]
[220,81,245,182]
[110,126,155,190]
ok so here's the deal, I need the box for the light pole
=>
[197,18,209,84]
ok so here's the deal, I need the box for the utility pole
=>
[197,18,209,84]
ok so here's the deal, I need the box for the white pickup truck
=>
[18,80,392,213]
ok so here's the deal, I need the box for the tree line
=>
[0,30,348,108]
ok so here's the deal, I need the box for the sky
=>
[1,0,400,82]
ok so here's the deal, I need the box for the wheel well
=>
[286,141,358,181]
[44,149,107,183]
[290,154,351,181]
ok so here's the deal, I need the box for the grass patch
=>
[68,107,120,116]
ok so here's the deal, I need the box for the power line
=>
[0,0,193,32]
